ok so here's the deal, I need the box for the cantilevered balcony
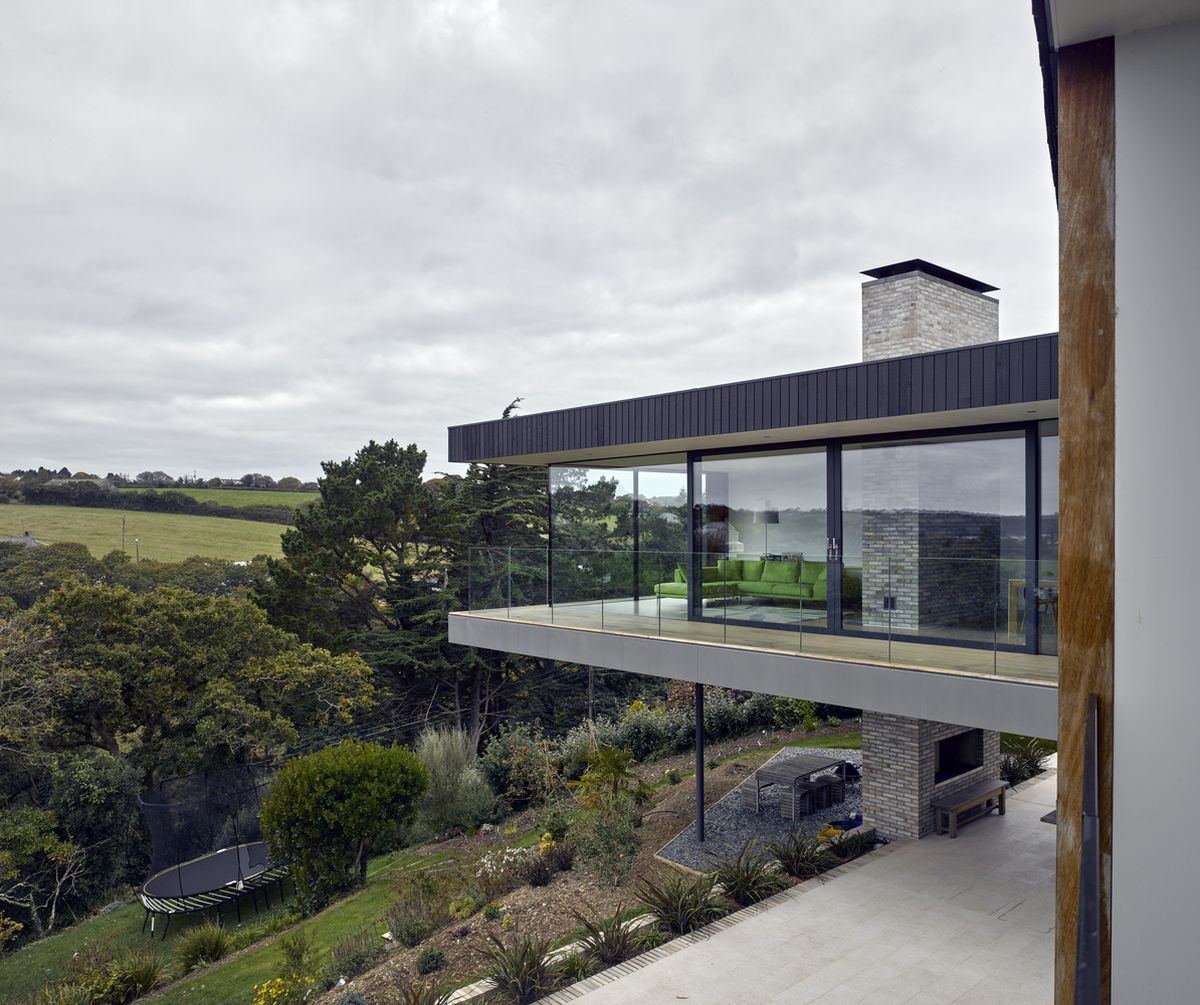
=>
[452,547,1058,738]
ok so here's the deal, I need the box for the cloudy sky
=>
[0,1,1057,481]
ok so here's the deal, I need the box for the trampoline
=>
[137,765,290,937]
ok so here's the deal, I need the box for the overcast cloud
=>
[0,1,1057,481]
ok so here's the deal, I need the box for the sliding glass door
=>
[839,430,1028,647]
[693,448,828,631]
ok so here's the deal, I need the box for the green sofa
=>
[653,558,830,605]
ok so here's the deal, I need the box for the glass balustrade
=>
[466,547,1058,684]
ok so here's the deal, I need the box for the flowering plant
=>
[252,975,315,1005]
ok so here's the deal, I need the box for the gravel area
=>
[656,747,864,872]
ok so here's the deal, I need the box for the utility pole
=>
[134,538,140,562]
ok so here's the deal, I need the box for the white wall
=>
[1113,18,1200,1001]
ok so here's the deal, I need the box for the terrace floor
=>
[551,766,1058,1005]
[465,598,1059,684]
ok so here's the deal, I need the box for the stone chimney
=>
[861,259,998,362]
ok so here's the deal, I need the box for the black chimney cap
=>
[862,259,998,294]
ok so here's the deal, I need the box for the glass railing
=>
[465,548,1059,683]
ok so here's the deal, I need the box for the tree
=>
[0,808,86,936]
[276,477,302,491]
[259,740,428,909]
[257,428,550,750]
[26,582,377,779]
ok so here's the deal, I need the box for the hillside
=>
[0,503,285,562]
[118,486,320,508]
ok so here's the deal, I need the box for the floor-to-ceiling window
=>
[1039,422,1060,655]
[692,448,828,629]
[549,455,687,623]
[840,431,1027,647]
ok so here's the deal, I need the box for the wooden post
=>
[695,682,705,842]
[1056,35,1115,1005]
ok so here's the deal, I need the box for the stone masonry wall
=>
[862,271,999,362]
[862,710,1001,839]
[860,448,920,632]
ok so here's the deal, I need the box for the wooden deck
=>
[463,599,1059,684]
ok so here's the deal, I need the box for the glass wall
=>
[841,431,1026,646]
[549,455,687,623]
[693,448,827,629]
[1039,422,1060,655]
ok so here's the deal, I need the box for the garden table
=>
[753,752,848,817]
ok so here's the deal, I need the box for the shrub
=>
[773,697,819,731]
[416,946,446,975]
[479,723,560,810]
[448,892,484,920]
[1000,735,1054,786]
[573,904,638,966]
[387,875,448,947]
[712,841,788,907]
[636,871,726,935]
[618,702,672,760]
[174,918,235,972]
[557,718,621,779]
[110,946,168,998]
[260,740,429,910]
[521,852,553,887]
[482,902,501,921]
[558,950,595,984]
[33,986,96,1005]
[571,745,653,812]
[279,929,319,979]
[633,926,667,951]
[413,727,496,840]
[543,840,576,873]
[663,767,681,785]
[475,845,529,900]
[329,929,386,981]
[573,807,641,887]
[340,993,369,1005]
[825,830,875,862]
[252,976,315,1005]
[389,914,434,947]
[767,831,828,880]
[485,932,560,1005]
[535,802,575,843]
[395,981,453,1005]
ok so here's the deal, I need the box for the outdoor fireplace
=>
[935,729,983,783]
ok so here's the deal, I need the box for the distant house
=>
[0,530,46,548]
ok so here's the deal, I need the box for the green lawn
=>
[151,851,437,1005]
[0,851,434,1005]
[0,892,292,1005]
[794,731,862,749]
[119,488,319,509]
[0,505,285,562]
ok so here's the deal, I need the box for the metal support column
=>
[695,682,705,842]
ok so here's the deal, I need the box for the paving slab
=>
[550,767,1057,1005]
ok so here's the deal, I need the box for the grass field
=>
[0,850,431,1005]
[119,487,320,509]
[0,504,285,562]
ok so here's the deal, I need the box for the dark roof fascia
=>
[1032,0,1060,198]
[448,333,1059,464]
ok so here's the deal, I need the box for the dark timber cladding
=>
[449,333,1058,462]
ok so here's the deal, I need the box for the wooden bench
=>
[931,779,1008,837]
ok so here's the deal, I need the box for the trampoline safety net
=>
[137,763,280,901]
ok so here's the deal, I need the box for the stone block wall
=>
[862,271,998,362]
[862,710,1001,839]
